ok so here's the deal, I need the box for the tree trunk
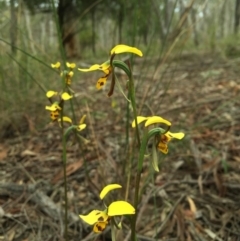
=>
[191,7,199,46]
[234,0,240,33]
[58,0,78,58]
[219,0,227,38]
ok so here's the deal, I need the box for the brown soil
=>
[1,53,240,241]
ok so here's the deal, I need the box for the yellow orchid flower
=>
[78,61,111,90]
[157,131,184,154]
[51,62,61,69]
[76,115,87,131]
[78,44,142,89]
[66,62,76,69]
[132,116,184,154]
[45,91,72,121]
[79,184,135,233]
[131,116,171,128]
[51,61,76,85]
[45,102,61,121]
[110,44,143,56]
[46,90,58,98]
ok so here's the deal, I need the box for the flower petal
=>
[77,124,86,131]
[78,64,100,72]
[66,62,76,68]
[46,91,58,98]
[145,116,171,127]
[79,210,108,225]
[50,110,60,120]
[79,115,86,125]
[61,116,72,123]
[93,221,108,233]
[45,103,61,111]
[131,116,148,128]
[68,71,74,77]
[61,92,72,100]
[168,132,185,139]
[157,142,168,154]
[110,44,143,57]
[51,62,61,68]
[96,76,108,89]
[100,62,111,71]
[108,201,135,216]
[99,184,122,200]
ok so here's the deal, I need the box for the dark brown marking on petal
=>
[96,224,103,231]
[98,216,104,221]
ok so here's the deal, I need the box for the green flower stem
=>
[130,129,148,241]
[60,112,75,241]
[113,60,141,240]
[112,60,166,240]
[61,119,75,241]
[128,68,141,241]
[62,132,69,241]
[110,220,116,241]
[130,127,169,241]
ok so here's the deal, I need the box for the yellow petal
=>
[50,110,60,120]
[61,92,72,100]
[99,62,111,71]
[62,116,72,123]
[45,103,61,111]
[96,76,108,90]
[168,132,185,139]
[79,210,108,225]
[145,116,171,127]
[66,62,76,68]
[51,62,61,68]
[79,62,110,72]
[131,116,148,128]
[68,71,74,77]
[99,184,122,200]
[45,106,56,111]
[110,44,143,57]
[157,142,168,154]
[46,91,57,98]
[108,201,135,216]
[93,221,108,233]
[79,115,86,125]
[77,124,86,131]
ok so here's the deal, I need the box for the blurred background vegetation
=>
[0,0,240,134]
[2,1,240,240]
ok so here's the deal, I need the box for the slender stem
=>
[60,107,69,241]
[130,130,149,241]
[126,63,142,241]
[128,66,141,148]
[62,134,69,241]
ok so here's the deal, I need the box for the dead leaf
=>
[51,159,83,184]
[0,144,7,161]
[187,196,197,218]
[21,149,37,157]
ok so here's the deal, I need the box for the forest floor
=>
[1,52,240,241]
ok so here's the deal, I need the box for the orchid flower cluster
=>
[46,44,185,239]
[45,62,86,133]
